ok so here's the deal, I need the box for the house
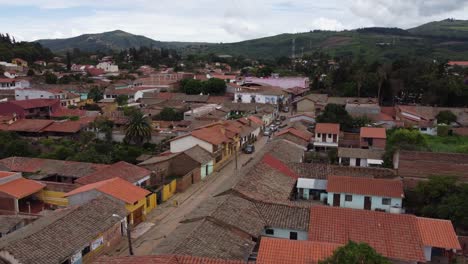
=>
[183,104,220,121]
[296,178,327,201]
[236,117,262,146]
[338,148,385,167]
[359,127,386,149]
[0,78,17,89]
[327,97,378,106]
[0,119,54,136]
[0,99,60,119]
[345,103,381,117]
[0,196,128,264]
[396,105,437,135]
[75,161,152,187]
[233,86,286,104]
[11,58,28,67]
[326,176,404,213]
[393,150,468,183]
[15,89,81,107]
[0,171,45,214]
[308,206,461,263]
[313,123,340,150]
[95,255,245,264]
[0,215,38,238]
[65,177,157,226]
[294,93,328,114]
[243,76,310,89]
[170,122,240,169]
[96,61,119,73]
[275,127,312,147]
[288,113,316,125]
[104,86,160,102]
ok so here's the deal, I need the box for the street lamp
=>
[112,214,134,256]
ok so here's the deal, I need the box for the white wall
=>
[234,93,279,104]
[423,246,432,262]
[170,135,214,153]
[15,89,60,100]
[327,192,403,212]
[350,158,368,167]
[261,227,308,241]
[97,62,119,73]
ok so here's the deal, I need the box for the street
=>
[107,136,268,256]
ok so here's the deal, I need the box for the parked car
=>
[274,120,281,126]
[270,125,278,132]
[242,144,255,154]
[283,106,289,112]
[263,129,272,136]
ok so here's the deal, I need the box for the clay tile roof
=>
[315,123,340,134]
[257,237,340,264]
[94,255,245,264]
[0,171,17,179]
[262,154,299,179]
[65,177,150,204]
[183,146,213,165]
[10,99,60,109]
[327,175,403,198]
[42,121,84,133]
[360,127,386,139]
[76,161,150,185]
[416,217,461,250]
[308,206,426,263]
[276,128,312,142]
[337,148,385,160]
[191,125,230,145]
[0,177,45,199]
[6,119,54,133]
[247,115,263,125]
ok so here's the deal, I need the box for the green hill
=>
[408,19,468,39]
[36,30,207,53]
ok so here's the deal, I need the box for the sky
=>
[2,0,468,43]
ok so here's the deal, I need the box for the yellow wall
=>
[37,190,68,207]
[146,193,157,212]
[125,193,158,225]
[162,179,177,202]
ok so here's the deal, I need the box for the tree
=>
[66,51,72,71]
[181,79,203,94]
[116,95,129,106]
[436,110,457,125]
[44,72,57,84]
[88,87,103,102]
[202,78,226,95]
[317,104,353,130]
[383,129,428,167]
[155,107,183,121]
[320,241,390,264]
[124,111,152,145]
[27,69,34,76]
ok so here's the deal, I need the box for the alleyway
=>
[107,136,268,256]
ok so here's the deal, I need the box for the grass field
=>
[424,134,468,154]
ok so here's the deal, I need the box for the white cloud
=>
[1,0,468,42]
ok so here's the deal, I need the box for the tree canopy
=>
[124,110,152,145]
[180,78,226,95]
[319,241,390,264]
[436,110,457,125]
[155,107,183,121]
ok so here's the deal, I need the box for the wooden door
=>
[333,134,337,143]
[364,196,372,210]
[322,134,326,142]
[356,158,361,167]
[333,193,340,207]
[132,206,144,226]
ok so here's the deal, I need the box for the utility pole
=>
[127,223,134,255]
[235,147,238,170]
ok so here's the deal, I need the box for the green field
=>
[424,134,468,154]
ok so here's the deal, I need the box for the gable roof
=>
[338,148,384,160]
[275,128,312,142]
[183,145,213,165]
[360,127,386,139]
[5,119,54,133]
[9,99,59,109]
[65,177,150,204]
[315,123,340,134]
[262,154,299,179]
[416,217,461,250]
[75,161,150,185]
[257,237,340,264]
[327,175,403,198]
[308,206,426,263]
[0,196,127,264]
[94,255,245,264]
[288,163,396,180]
[0,177,45,199]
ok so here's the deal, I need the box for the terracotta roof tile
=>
[257,237,340,264]
[9,99,60,109]
[276,128,312,142]
[76,161,150,185]
[315,123,340,134]
[416,217,461,250]
[0,177,45,199]
[95,255,245,264]
[308,206,426,263]
[65,177,150,204]
[262,154,299,179]
[327,175,403,198]
[5,119,54,133]
[0,171,17,179]
[360,127,386,139]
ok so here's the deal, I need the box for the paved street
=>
[107,136,268,256]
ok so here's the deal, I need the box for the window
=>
[317,133,321,138]
[289,232,298,240]
[81,245,91,256]
[328,134,332,138]
[265,229,274,235]
[420,127,427,131]
[382,198,391,205]
[345,194,353,202]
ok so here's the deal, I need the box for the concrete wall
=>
[327,192,402,212]
[15,89,60,100]
[170,153,200,177]
[170,136,213,153]
[68,189,103,206]
[234,93,280,104]
[297,100,315,113]
[261,227,308,241]
[200,160,214,179]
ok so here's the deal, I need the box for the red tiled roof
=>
[315,123,340,134]
[276,128,312,142]
[448,61,468,66]
[327,176,403,198]
[257,237,340,264]
[248,115,264,125]
[262,154,299,179]
[42,121,84,133]
[6,119,54,133]
[0,78,16,83]
[50,107,86,118]
[76,161,151,185]
[309,206,426,263]
[95,255,245,264]
[10,99,60,109]
[65,177,150,204]
[360,127,386,139]
[191,124,231,145]
[0,171,17,179]
[416,217,461,250]
[0,177,45,199]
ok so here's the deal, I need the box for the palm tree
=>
[124,111,152,145]
[377,64,391,105]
